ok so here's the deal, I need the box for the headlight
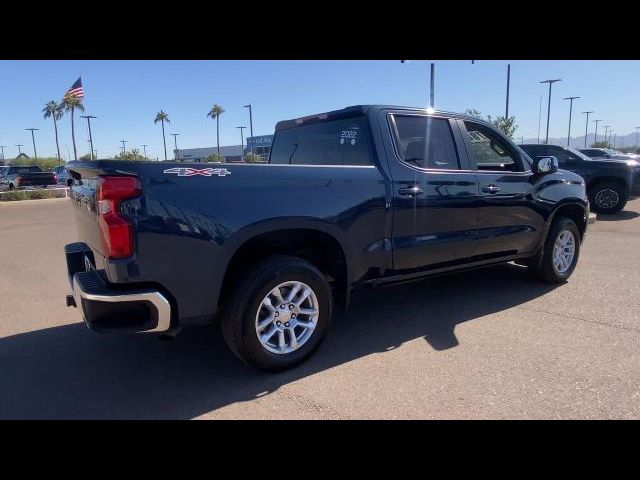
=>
[626,160,639,167]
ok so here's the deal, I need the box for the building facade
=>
[175,145,244,163]
[246,134,274,160]
[174,134,274,163]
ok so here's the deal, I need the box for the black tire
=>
[589,181,627,214]
[531,217,581,284]
[8,183,14,191]
[220,255,333,372]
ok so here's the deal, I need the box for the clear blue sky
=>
[0,60,639,160]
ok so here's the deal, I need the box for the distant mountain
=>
[516,132,638,150]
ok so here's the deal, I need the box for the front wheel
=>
[531,217,581,284]
[589,182,627,214]
[220,255,333,372]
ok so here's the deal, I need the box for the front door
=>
[458,119,545,258]
[384,113,480,272]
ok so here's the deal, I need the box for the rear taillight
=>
[53,174,58,182]
[97,176,142,259]
[15,176,22,187]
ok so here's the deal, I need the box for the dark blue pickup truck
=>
[521,144,640,213]
[65,105,590,371]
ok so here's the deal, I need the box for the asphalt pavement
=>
[0,197,638,419]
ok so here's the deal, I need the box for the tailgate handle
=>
[482,185,501,194]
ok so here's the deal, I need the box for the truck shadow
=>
[595,210,640,221]
[0,263,557,419]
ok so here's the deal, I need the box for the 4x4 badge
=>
[163,167,231,177]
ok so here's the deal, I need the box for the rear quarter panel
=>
[69,161,389,322]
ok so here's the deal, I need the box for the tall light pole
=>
[505,64,511,118]
[537,95,543,144]
[237,126,246,160]
[15,144,23,156]
[25,128,39,160]
[171,134,179,161]
[581,111,593,148]
[612,133,617,149]
[604,125,610,147]
[93,149,98,159]
[401,60,436,111]
[540,79,562,144]
[0,145,5,161]
[635,127,640,151]
[120,140,128,153]
[142,144,148,160]
[593,119,602,147]
[243,104,254,152]
[563,96,580,147]
[429,63,435,110]
[80,115,97,160]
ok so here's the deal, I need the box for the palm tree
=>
[42,100,64,163]
[61,93,84,161]
[207,104,225,156]
[154,111,171,161]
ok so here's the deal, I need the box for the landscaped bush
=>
[0,189,67,202]
[7,157,64,172]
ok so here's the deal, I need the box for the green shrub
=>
[204,153,224,163]
[8,157,64,171]
[0,188,67,202]
[244,152,266,163]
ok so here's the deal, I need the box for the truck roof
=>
[274,105,491,131]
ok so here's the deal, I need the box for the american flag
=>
[65,77,84,100]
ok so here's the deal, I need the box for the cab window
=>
[269,116,372,166]
[391,115,460,170]
[463,121,523,172]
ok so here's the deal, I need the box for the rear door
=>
[382,111,480,271]
[458,120,544,258]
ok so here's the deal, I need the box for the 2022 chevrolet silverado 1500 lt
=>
[65,105,590,371]
[521,144,640,213]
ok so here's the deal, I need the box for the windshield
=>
[8,166,42,174]
[565,147,592,161]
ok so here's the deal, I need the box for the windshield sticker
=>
[340,128,359,146]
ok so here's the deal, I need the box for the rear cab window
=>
[390,115,461,170]
[269,116,373,166]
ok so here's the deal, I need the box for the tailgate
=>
[69,175,105,257]
[19,172,56,186]
[67,161,143,259]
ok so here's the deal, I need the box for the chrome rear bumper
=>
[65,242,172,334]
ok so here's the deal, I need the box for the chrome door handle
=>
[482,185,501,194]
[398,185,424,197]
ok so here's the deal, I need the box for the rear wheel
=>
[220,255,333,372]
[589,182,627,214]
[8,183,14,191]
[531,217,580,284]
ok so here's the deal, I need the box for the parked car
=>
[0,165,57,191]
[579,148,631,161]
[522,144,640,213]
[65,105,590,371]
[53,165,73,186]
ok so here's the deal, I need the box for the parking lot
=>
[1,197,639,419]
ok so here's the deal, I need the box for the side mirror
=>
[533,156,558,174]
